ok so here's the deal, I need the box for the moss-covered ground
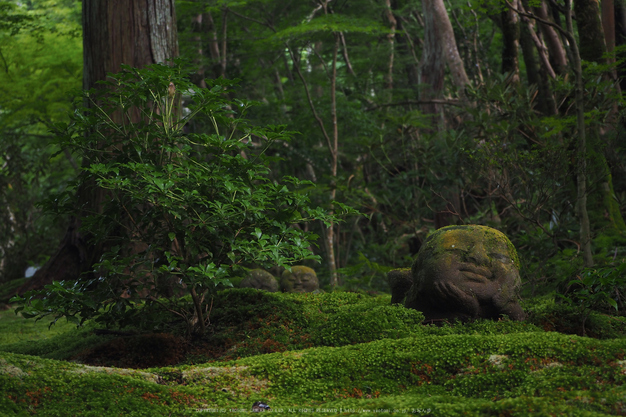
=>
[1,288,626,416]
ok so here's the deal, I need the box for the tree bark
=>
[327,33,340,287]
[574,0,626,237]
[419,0,445,116]
[574,0,608,64]
[424,0,469,92]
[533,1,568,75]
[519,1,558,115]
[602,0,616,54]
[191,13,207,88]
[565,0,594,267]
[19,0,178,295]
[501,0,521,83]
[616,0,626,91]
[204,11,224,78]
[384,0,397,95]
[519,17,540,87]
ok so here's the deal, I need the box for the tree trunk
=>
[533,1,568,76]
[501,0,521,83]
[420,0,465,227]
[190,13,207,88]
[19,0,178,295]
[204,11,223,79]
[603,0,616,54]
[574,0,608,64]
[419,0,445,117]
[395,16,419,89]
[616,0,626,91]
[327,34,340,287]
[565,0,594,267]
[384,0,396,99]
[519,1,558,115]
[519,18,540,87]
[574,0,626,237]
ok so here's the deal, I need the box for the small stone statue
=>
[387,268,412,304]
[403,225,524,322]
[239,269,279,292]
[280,266,319,293]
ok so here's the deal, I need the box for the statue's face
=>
[415,227,520,311]
[281,268,319,293]
[240,269,278,292]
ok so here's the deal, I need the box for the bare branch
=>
[338,32,356,76]
[286,45,334,156]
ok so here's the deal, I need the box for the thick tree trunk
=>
[19,0,178,295]
[419,0,445,116]
[424,0,469,92]
[574,0,608,64]
[603,0,616,54]
[419,0,465,227]
[83,0,178,91]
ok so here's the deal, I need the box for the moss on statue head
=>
[415,225,520,272]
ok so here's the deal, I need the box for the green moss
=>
[0,308,92,352]
[2,288,626,416]
[423,225,521,270]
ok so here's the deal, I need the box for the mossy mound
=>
[2,289,626,415]
[2,330,626,416]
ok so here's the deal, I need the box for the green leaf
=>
[271,14,389,41]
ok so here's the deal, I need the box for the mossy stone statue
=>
[280,266,319,293]
[404,225,524,322]
[239,269,279,292]
[387,268,413,304]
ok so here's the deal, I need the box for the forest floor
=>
[1,288,626,416]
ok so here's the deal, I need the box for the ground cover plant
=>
[2,288,626,416]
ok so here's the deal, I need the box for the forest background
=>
[1,0,626,301]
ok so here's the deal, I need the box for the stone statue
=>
[280,266,319,293]
[239,269,279,292]
[403,225,524,322]
[387,268,412,304]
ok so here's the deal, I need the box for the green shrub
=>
[11,62,350,336]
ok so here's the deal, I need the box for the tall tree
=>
[501,0,521,83]
[19,0,178,294]
[573,0,626,239]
